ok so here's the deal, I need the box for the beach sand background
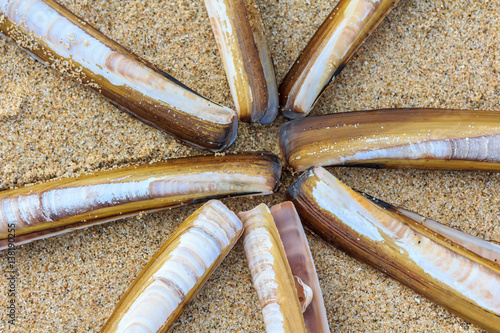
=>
[1,0,499,331]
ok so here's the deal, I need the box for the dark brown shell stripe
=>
[362,193,500,263]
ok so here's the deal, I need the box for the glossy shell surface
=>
[204,0,277,123]
[287,166,500,333]
[101,200,243,332]
[280,109,500,171]
[279,0,398,118]
[0,0,238,151]
[270,202,330,333]
[239,203,307,333]
[362,195,500,264]
[2,1,500,332]
[0,153,280,248]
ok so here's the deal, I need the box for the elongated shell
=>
[279,0,399,118]
[287,166,500,332]
[204,0,278,123]
[101,200,243,332]
[239,204,307,333]
[280,109,500,171]
[0,152,281,249]
[370,198,500,264]
[0,0,237,151]
[270,202,330,333]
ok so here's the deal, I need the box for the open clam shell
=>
[279,0,399,118]
[204,0,278,123]
[287,166,500,332]
[0,152,281,249]
[280,109,500,171]
[270,202,330,333]
[239,204,307,333]
[101,200,243,332]
[0,0,238,151]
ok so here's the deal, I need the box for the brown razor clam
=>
[0,152,281,249]
[271,202,330,333]
[0,0,237,151]
[204,0,278,123]
[287,166,500,332]
[101,200,243,332]
[238,204,307,332]
[279,0,399,118]
[280,108,500,171]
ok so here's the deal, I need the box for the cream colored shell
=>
[103,200,243,332]
[239,204,306,333]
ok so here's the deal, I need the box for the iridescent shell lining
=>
[102,200,243,332]
[0,0,238,151]
[239,204,307,333]
[287,166,500,332]
[0,153,281,249]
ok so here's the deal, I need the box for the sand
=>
[1,0,499,331]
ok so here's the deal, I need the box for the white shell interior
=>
[290,0,380,114]
[241,205,286,333]
[312,167,500,313]
[0,171,271,233]
[335,135,500,165]
[115,200,242,332]
[0,0,235,124]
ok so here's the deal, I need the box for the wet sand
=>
[1,0,499,331]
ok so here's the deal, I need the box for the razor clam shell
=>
[245,0,279,125]
[101,200,243,332]
[280,108,500,171]
[270,201,330,333]
[239,204,307,333]
[204,0,277,123]
[372,200,500,264]
[0,152,281,249]
[287,166,500,332]
[0,0,237,151]
[279,0,399,118]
